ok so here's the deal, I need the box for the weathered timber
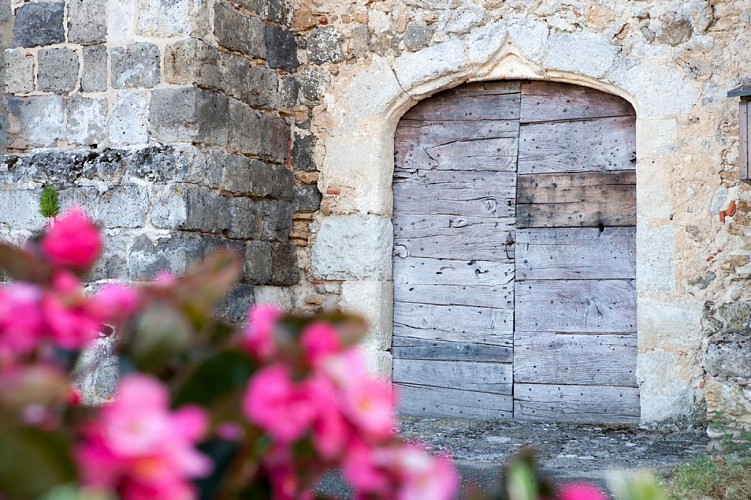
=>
[393,214,515,261]
[518,116,636,174]
[395,137,518,172]
[397,384,513,420]
[516,227,635,280]
[513,332,637,386]
[514,383,640,423]
[393,358,513,395]
[395,119,519,148]
[393,302,513,346]
[404,92,520,121]
[517,171,635,204]
[394,257,513,286]
[452,81,523,95]
[516,201,635,228]
[393,336,513,362]
[515,279,636,333]
[394,283,513,309]
[393,170,516,218]
[520,81,635,123]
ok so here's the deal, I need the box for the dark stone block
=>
[261,113,290,164]
[244,241,273,284]
[214,284,255,324]
[236,0,288,23]
[307,27,344,65]
[214,1,265,58]
[183,186,230,233]
[37,47,79,93]
[257,200,292,242]
[150,87,229,146]
[270,243,299,286]
[81,45,108,92]
[67,0,107,45]
[265,26,299,72]
[228,197,259,239]
[280,76,299,108]
[14,3,65,47]
[292,132,317,171]
[293,184,322,212]
[128,233,204,280]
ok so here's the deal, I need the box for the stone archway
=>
[311,31,703,426]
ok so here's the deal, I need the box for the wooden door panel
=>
[514,384,640,424]
[520,81,635,123]
[393,336,513,363]
[393,359,513,395]
[403,92,521,121]
[397,384,513,420]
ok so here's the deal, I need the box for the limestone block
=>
[311,215,392,280]
[637,349,700,425]
[214,1,265,59]
[637,120,678,160]
[253,286,293,310]
[466,22,507,67]
[244,241,273,284]
[7,96,65,148]
[392,39,466,94]
[61,185,148,228]
[608,60,698,117]
[13,2,64,47]
[362,348,393,380]
[66,95,107,146]
[67,0,107,45]
[228,101,263,155]
[81,45,108,93]
[164,38,221,89]
[705,333,751,379]
[507,17,549,63]
[270,243,299,285]
[341,280,393,351]
[5,49,34,94]
[128,233,204,279]
[636,156,673,220]
[403,21,433,52]
[150,87,229,146]
[264,25,299,72]
[543,33,617,79]
[636,221,675,293]
[74,336,118,404]
[136,0,191,37]
[37,47,79,94]
[106,0,136,45]
[293,184,321,212]
[638,298,703,352]
[109,91,149,145]
[307,27,344,64]
[92,234,130,280]
[0,189,46,229]
[111,43,160,89]
[151,184,229,233]
[705,379,751,428]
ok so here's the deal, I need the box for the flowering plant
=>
[0,208,458,499]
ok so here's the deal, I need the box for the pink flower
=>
[88,284,140,322]
[343,378,396,439]
[241,305,282,360]
[301,322,341,366]
[395,445,458,500]
[77,375,211,499]
[321,348,369,389]
[42,208,102,270]
[243,364,315,443]
[0,284,44,357]
[306,376,349,460]
[558,482,608,500]
[343,441,391,495]
[42,294,101,350]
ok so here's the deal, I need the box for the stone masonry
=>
[4,0,751,436]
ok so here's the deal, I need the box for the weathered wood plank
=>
[395,119,519,148]
[393,336,513,363]
[517,171,635,204]
[394,257,514,286]
[393,302,513,346]
[393,170,516,218]
[514,383,640,423]
[393,359,513,395]
[513,332,637,386]
[516,228,635,280]
[397,384,513,420]
[517,201,635,228]
[394,283,513,309]
[394,214,515,261]
[404,92,520,121]
[451,81,522,95]
[518,116,636,174]
[515,280,636,333]
[520,81,635,123]
[516,227,635,280]
[395,137,518,172]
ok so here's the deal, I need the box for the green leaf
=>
[0,427,77,499]
[172,348,256,408]
[39,186,61,219]
[0,241,52,283]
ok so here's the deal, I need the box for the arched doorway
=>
[392,81,638,423]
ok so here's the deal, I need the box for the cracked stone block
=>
[67,0,107,45]
[37,47,80,94]
[111,43,161,89]
[13,2,65,47]
[81,45,108,92]
[66,95,107,145]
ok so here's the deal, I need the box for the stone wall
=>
[4,0,751,432]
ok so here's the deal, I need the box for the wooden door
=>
[392,81,638,423]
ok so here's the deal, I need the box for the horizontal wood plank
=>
[393,359,513,395]
[516,227,635,280]
[514,383,640,423]
[394,257,514,286]
[394,283,513,309]
[518,116,636,174]
[520,81,635,123]
[394,214,515,261]
[393,336,513,363]
[513,332,637,386]
[393,170,516,218]
[452,81,522,95]
[404,92,520,121]
[515,280,636,333]
[395,137,518,172]
[396,119,519,148]
[397,384,513,420]
[517,171,635,204]
[516,200,635,228]
[393,302,513,346]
